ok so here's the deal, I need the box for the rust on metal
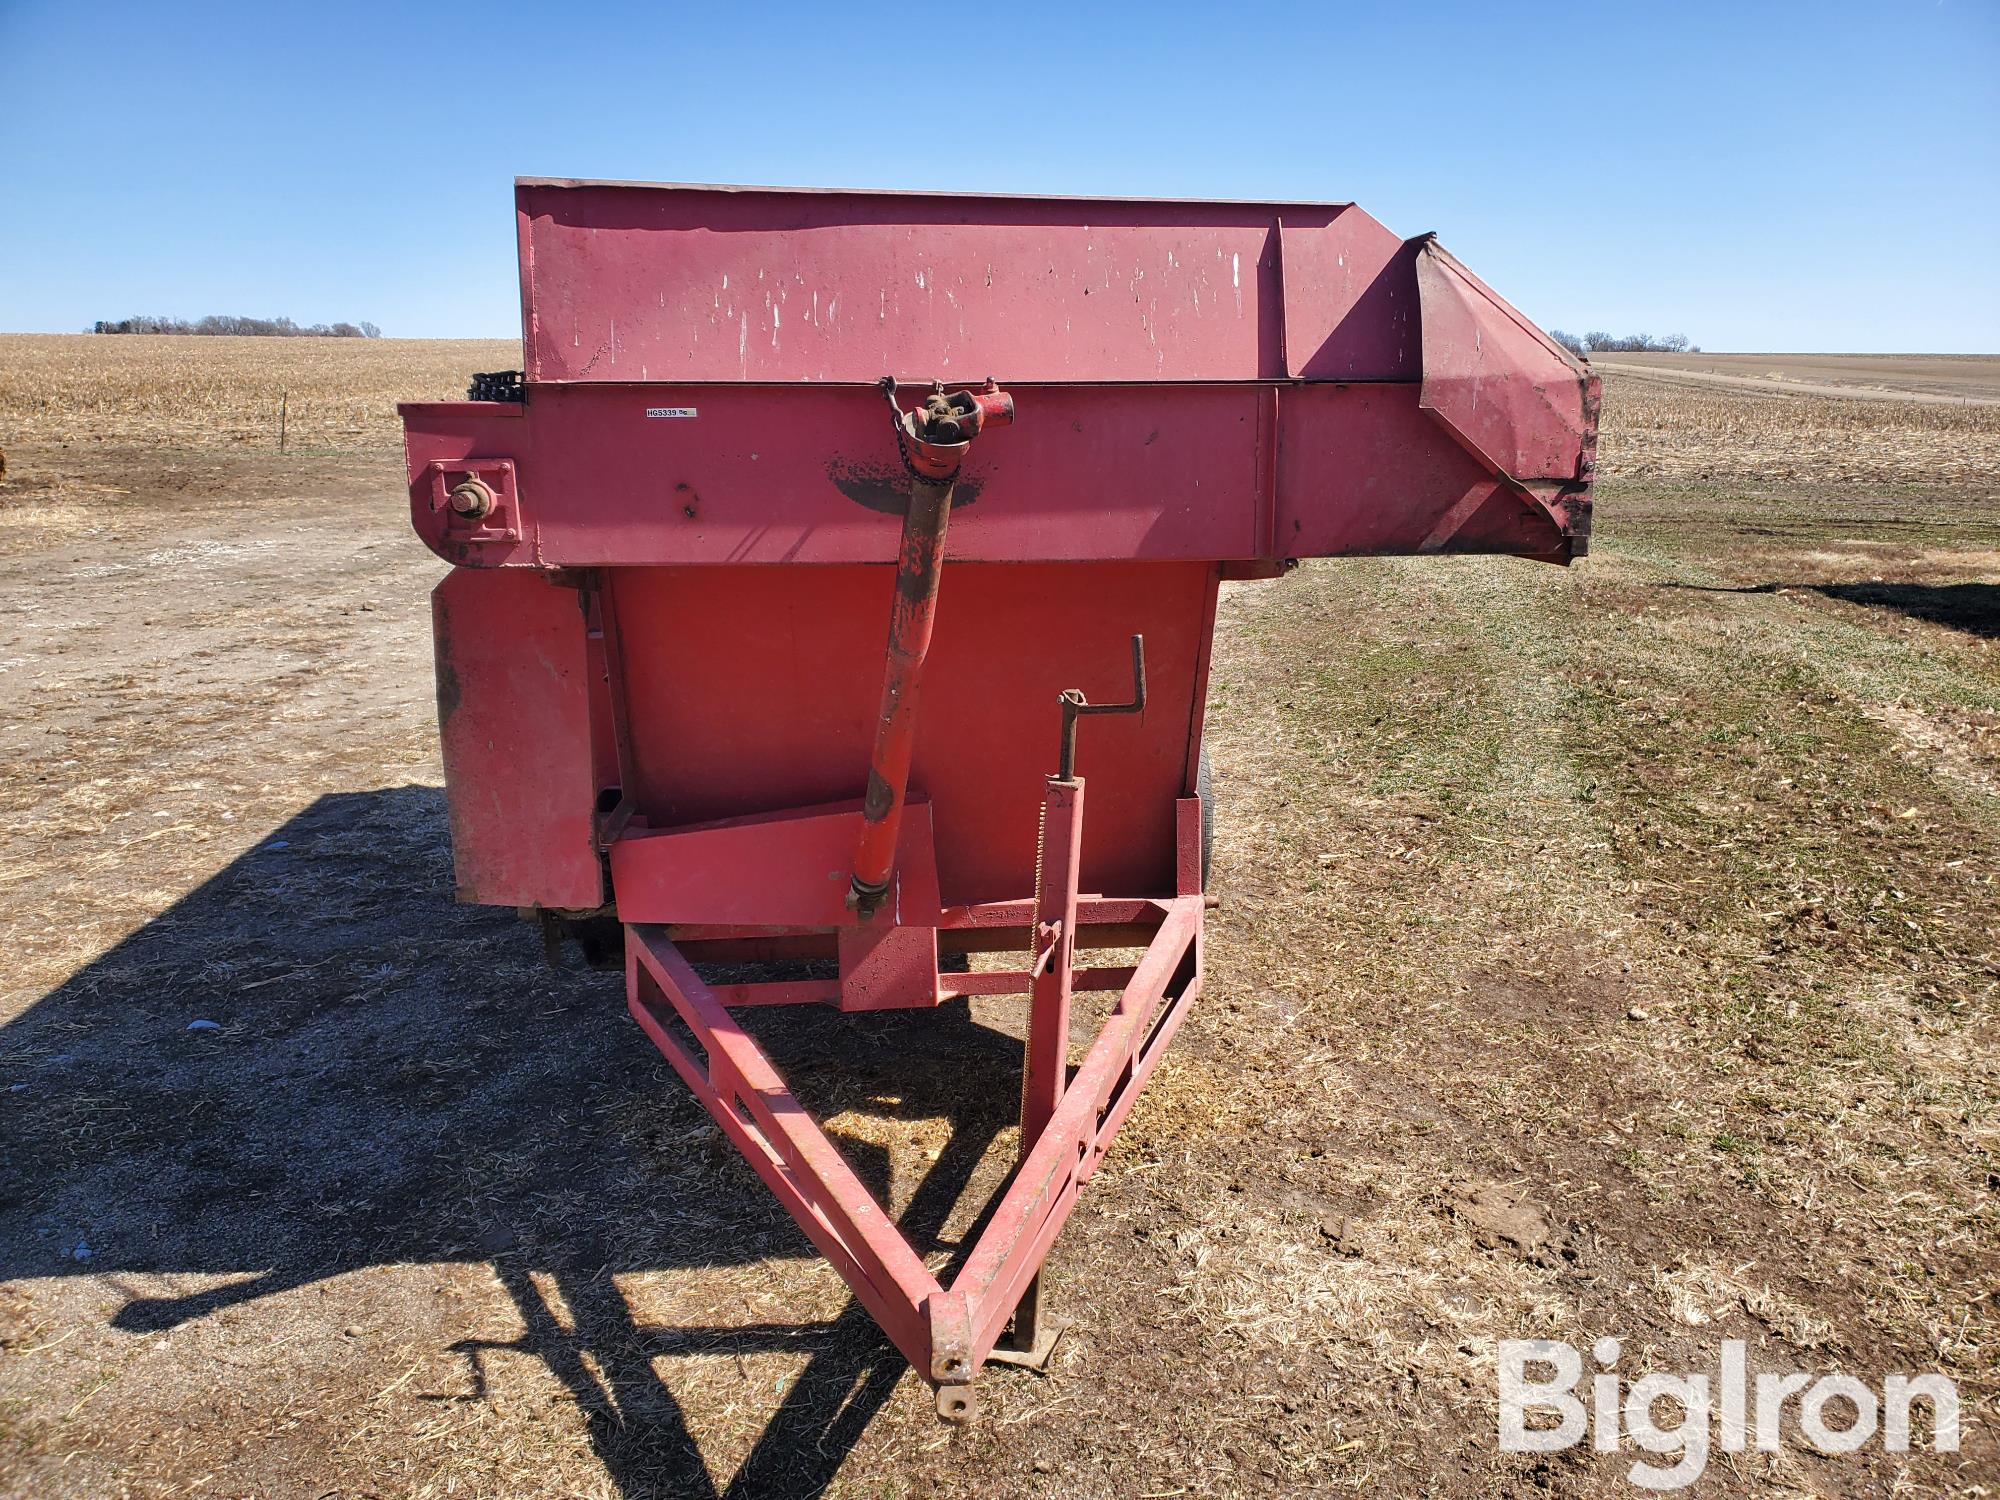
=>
[446,476,494,518]
[1056,634,1147,782]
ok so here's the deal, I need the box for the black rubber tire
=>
[1197,742,1214,889]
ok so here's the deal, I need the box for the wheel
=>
[1197,742,1214,889]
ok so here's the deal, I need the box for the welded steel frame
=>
[622,785,1203,1418]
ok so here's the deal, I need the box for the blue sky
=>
[2,1,1995,350]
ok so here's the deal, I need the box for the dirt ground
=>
[0,345,1995,1497]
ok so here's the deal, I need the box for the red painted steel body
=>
[401,180,1596,1416]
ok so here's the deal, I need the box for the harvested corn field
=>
[1597,354,2000,486]
[0,334,513,451]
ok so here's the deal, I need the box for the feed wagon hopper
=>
[401,179,1597,1419]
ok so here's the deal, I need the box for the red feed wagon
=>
[401,179,1596,1418]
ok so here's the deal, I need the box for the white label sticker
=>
[646,406,698,419]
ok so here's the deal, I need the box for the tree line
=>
[1549,330,1698,355]
[89,315,381,338]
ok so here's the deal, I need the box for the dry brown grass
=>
[0,333,518,452]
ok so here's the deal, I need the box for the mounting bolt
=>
[447,477,495,519]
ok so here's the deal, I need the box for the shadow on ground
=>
[1661,579,2000,638]
[0,786,1018,1497]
